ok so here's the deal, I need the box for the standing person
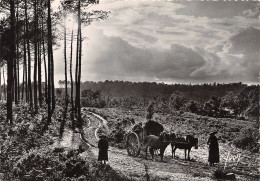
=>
[98,135,109,164]
[207,131,219,167]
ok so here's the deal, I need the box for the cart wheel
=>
[126,132,141,157]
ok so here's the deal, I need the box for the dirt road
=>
[80,110,216,181]
[58,109,258,180]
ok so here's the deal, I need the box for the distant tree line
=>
[79,81,247,102]
[57,80,259,120]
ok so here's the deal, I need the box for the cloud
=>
[54,27,259,84]
[242,6,260,19]
[192,27,260,82]
[83,30,206,82]
[227,27,260,55]
[221,27,260,82]
[190,47,227,79]
[90,0,259,53]
[53,1,260,84]
[125,30,158,44]
[82,29,259,83]
[176,1,257,18]
[155,30,186,36]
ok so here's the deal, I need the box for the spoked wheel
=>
[126,132,141,157]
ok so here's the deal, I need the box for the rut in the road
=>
[80,110,215,181]
[81,111,149,180]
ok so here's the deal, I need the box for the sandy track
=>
[80,110,216,181]
[59,109,258,180]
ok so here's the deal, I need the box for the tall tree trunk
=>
[77,28,82,120]
[38,0,43,108]
[76,0,82,128]
[3,67,6,100]
[33,0,38,113]
[43,37,48,103]
[47,0,52,126]
[41,19,48,103]
[75,16,79,116]
[17,48,20,101]
[0,68,1,101]
[50,3,55,112]
[22,61,24,101]
[17,2,20,101]
[64,19,68,111]
[23,23,28,102]
[7,0,16,124]
[38,30,42,107]
[70,27,74,126]
[51,42,55,112]
[15,2,19,104]
[13,10,17,104]
[25,0,33,109]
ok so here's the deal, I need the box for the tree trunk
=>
[0,68,1,101]
[64,18,68,111]
[17,2,20,101]
[70,27,74,126]
[75,11,80,116]
[43,39,47,103]
[38,1,43,108]
[38,33,42,107]
[50,10,55,112]
[47,0,52,126]
[14,19,17,104]
[33,0,38,113]
[23,23,28,102]
[15,2,19,104]
[41,18,48,103]
[17,48,20,101]
[22,61,24,101]
[25,0,33,109]
[77,27,82,120]
[51,40,55,112]
[7,0,16,124]
[76,0,82,128]
[3,67,6,100]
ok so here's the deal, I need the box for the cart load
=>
[144,120,164,136]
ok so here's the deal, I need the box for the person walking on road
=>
[207,131,220,167]
[98,135,109,164]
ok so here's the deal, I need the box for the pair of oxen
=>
[143,132,198,162]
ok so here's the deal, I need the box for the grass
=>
[1,103,257,180]
[0,103,134,181]
[89,107,259,180]
[91,107,254,145]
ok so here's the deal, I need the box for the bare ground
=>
[60,110,259,181]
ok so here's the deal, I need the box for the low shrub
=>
[213,167,236,180]
[13,148,92,180]
[233,127,259,152]
[213,167,227,179]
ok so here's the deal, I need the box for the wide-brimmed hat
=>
[209,131,218,135]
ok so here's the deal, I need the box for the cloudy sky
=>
[54,0,260,84]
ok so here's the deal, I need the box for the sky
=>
[53,0,260,85]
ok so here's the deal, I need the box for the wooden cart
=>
[125,126,147,157]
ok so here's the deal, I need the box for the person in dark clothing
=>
[98,135,109,164]
[207,131,219,167]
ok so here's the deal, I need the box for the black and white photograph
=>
[0,0,259,180]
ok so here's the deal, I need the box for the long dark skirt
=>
[208,145,219,163]
[98,149,108,161]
